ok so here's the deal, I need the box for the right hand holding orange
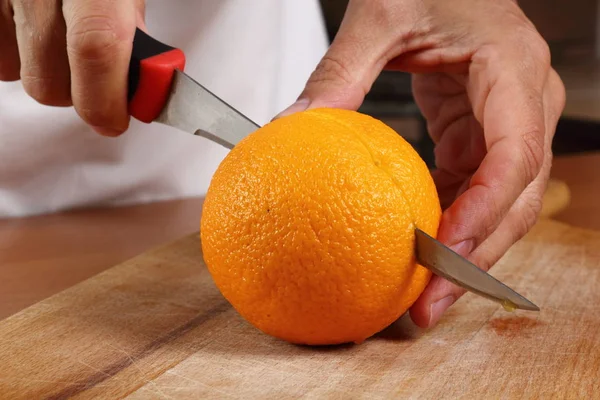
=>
[278,0,566,328]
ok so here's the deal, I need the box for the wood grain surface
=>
[0,198,204,320]
[1,218,599,399]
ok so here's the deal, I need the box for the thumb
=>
[275,2,392,118]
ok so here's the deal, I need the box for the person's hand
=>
[0,0,145,136]
[278,0,566,327]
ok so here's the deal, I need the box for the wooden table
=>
[0,153,596,322]
[0,198,204,320]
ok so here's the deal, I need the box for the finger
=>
[63,0,139,136]
[12,0,71,105]
[438,38,551,252]
[430,104,486,176]
[546,68,567,123]
[466,162,549,273]
[464,70,565,270]
[0,1,20,81]
[410,157,549,329]
[275,0,418,118]
[432,169,471,210]
[410,69,564,329]
[411,73,469,145]
[412,73,486,209]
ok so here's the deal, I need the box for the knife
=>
[127,28,539,312]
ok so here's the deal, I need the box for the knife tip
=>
[506,298,540,312]
[526,303,541,312]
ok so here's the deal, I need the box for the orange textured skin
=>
[201,108,441,345]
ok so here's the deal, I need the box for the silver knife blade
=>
[156,69,539,312]
[155,70,259,148]
[416,228,539,311]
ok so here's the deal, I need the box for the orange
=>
[201,108,441,345]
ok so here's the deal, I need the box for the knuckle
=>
[21,76,52,105]
[474,185,505,240]
[21,75,71,106]
[348,0,391,27]
[507,194,542,247]
[76,105,113,127]
[520,195,542,232]
[549,69,567,113]
[75,100,126,132]
[366,0,397,28]
[474,247,496,272]
[519,129,545,183]
[357,0,429,39]
[445,183,503,244]
[481,203,503,239]
[528,34,551,68]
[504,28,550,78]
[308,55,356,88]
[67,15,124,63]
[519,30,551,71]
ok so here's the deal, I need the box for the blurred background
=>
[318,0,600,167]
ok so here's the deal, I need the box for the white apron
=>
[0,0,328,218]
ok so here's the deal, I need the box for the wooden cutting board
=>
[1,218,599,399]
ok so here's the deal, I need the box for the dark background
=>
[317,0,600,167]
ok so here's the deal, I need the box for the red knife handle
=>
[128,28,186,123]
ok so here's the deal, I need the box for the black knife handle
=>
[128,28,186,123]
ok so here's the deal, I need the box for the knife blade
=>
[156,71,258,148]
[416,229,539,311]
[127,28,539,312]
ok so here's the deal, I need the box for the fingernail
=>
[450,239,474,257]
[428,295,456,327]
[92,126,122,137]
[272,98,310,120]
